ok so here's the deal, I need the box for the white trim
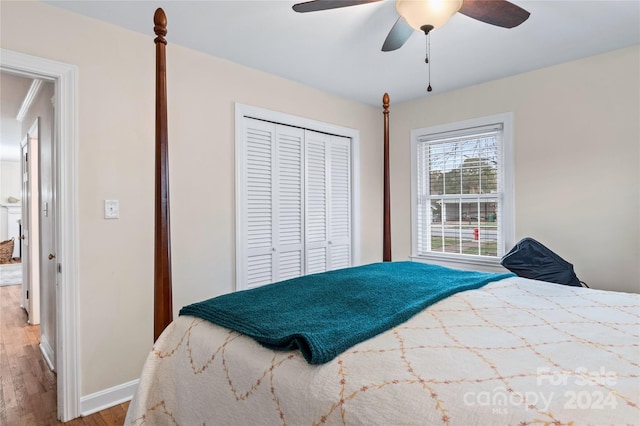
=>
[39,338,55,372]
[236,103,361,140]
[26,118,41,326]
[411,255,510,273]
[234,104,361,290]
[501,113,515,254]
[16,78,43,122]
[410,112,515,271]
[350,133,361,267]
[79,379,139,417]
[1,48,80,422]
[234,110,246,291]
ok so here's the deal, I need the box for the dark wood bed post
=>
[382,93,391,262]
[153,8,173,341]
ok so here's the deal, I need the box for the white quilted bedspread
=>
[125,277,640,425]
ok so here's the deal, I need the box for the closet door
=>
[305,131,329,274]
[328,135,351,270]
[243,118,276,289]
[274,125,305,281]
[305,131,352,273]
[238,116,353,290]
[241,118,304,289]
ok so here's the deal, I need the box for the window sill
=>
[410,253,509,273]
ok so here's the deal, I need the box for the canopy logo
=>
[463,387,553,413]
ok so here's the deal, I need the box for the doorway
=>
[0,49,79,422]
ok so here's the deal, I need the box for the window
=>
[410,113,514,271]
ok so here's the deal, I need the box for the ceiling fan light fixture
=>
[396,0,463,31]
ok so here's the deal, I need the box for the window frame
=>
[410,112,514,272]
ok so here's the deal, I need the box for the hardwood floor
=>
[0,284,129,425]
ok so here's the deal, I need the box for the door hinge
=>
[58,263,62,273]
[25,153,28,162]
[26,290,29,299]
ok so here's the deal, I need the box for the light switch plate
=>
[104,200,119,219]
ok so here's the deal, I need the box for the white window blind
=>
[411,114,514,269]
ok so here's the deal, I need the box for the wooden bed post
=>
[154,8,172,341]
[383,93,391,262]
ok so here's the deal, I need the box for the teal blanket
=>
[179,261,514,364]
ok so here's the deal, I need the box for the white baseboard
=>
[39,338,55,372]
[79,379,139,417]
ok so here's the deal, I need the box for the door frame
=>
[22,118,41,325]
[1,48,79,422]
[20,134,29,312]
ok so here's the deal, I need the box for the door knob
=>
[48,253,56,260]
[20,235,25,240]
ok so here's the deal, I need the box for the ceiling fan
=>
[292,0,531,52]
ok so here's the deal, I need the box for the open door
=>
[20,135,28,311]
[20,136,31,312]
[21,118,40,325]
[39,90,57,369]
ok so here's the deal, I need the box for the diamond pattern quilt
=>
[125,276,639,425]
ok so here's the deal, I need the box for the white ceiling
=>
[2,0,637,162]
[44,0,639,107]
[0,1,634,183]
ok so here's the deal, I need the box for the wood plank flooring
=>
[0,284,129,425]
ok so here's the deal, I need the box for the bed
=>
[125,9,640,425]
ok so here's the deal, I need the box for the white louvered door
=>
[243,118,276,289]
[328,135,351,270]
[238,118,352,290]
[274,125,305,281]
[305,131,352,273]
[305,130,329,274]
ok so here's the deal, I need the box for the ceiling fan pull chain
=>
[420,25,434,92]
[425,31,429,64]
[426,31,432,92]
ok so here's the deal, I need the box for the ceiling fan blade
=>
[293,0,382,13]
[458,0,530,28]
[381,16,414,52]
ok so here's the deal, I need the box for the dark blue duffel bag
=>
[500,237,585,287]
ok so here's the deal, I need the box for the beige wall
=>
[1,1,382,397]
[390,46,640,294]
[0,161,20,205]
